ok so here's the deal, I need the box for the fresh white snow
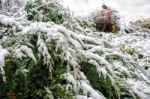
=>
[0,0,150,99]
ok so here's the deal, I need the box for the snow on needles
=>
[1,0,150,98]
[0,47,9,81]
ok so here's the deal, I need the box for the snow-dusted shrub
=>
[0,30,75,98]
[25,0,71,24]
[93,5,120,33]
[128,18,150,33]
[25,0,89,33]
[139,18,150,29]
[1,15,150,99]
[1,1,150,99]
[0,0,26,12]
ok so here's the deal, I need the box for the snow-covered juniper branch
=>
[0,0,150,99]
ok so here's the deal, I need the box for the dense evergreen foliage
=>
[0,0,150,99]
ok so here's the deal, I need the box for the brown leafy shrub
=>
[140,18,150,29]
[93,5,120,33]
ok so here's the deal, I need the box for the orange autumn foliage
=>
[6,91,16,99]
